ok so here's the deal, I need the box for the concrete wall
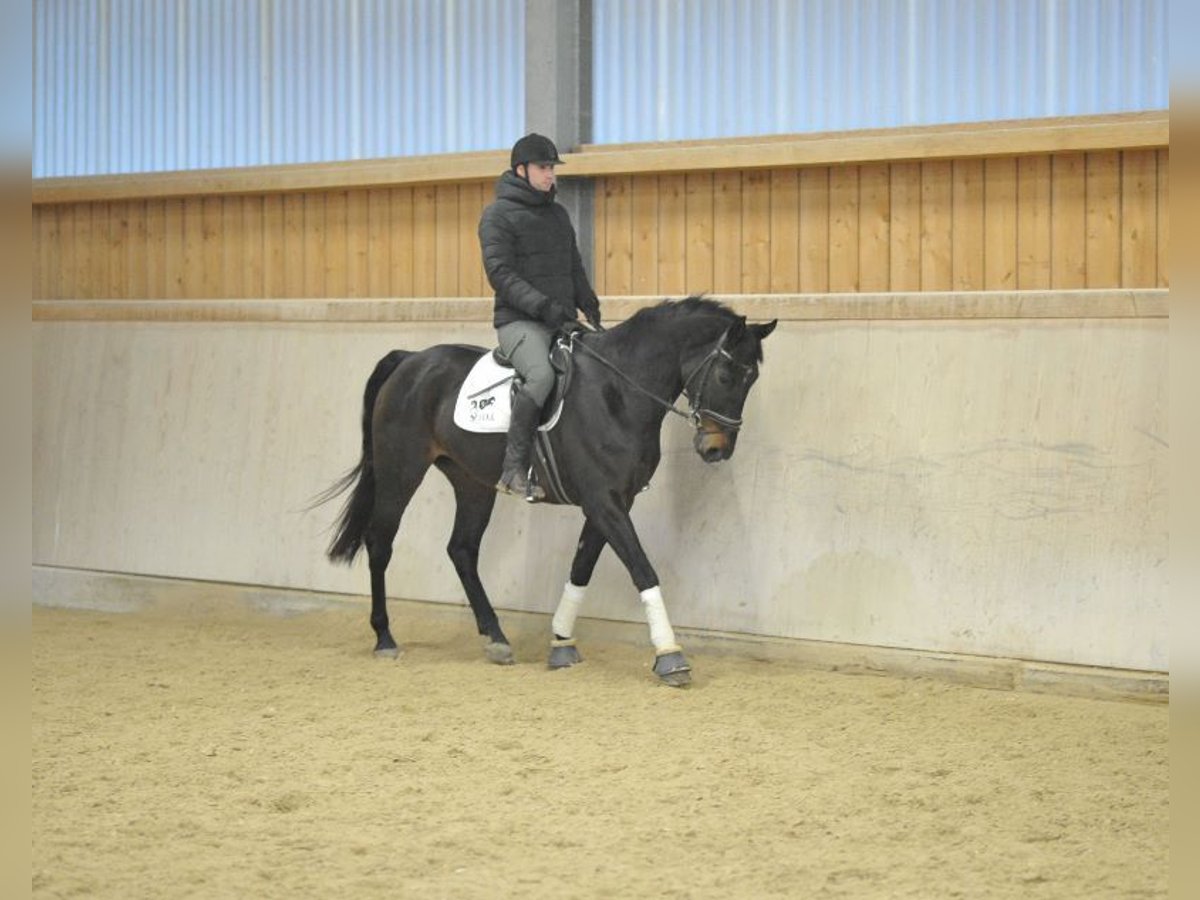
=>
[32,293,1168,672]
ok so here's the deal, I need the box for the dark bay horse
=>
[321,296,776,685]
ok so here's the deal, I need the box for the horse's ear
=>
[727,316,747,342]
[752,319,778,340]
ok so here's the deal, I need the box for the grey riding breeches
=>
[496,320,555,406]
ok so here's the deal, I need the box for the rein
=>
[567,327,748,432]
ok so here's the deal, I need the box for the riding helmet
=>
[510,133,563,169]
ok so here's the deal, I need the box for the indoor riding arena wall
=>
[32,113,1169,682]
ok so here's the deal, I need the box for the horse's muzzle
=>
[693,422,737,463]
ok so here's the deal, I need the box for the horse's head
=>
[684,316,777,463]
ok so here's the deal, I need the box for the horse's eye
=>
[716,369,733,387]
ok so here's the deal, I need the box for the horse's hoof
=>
[548,639,583,669]
[374,645,402,660]
[485,642,515,665]
[653,649,692,687]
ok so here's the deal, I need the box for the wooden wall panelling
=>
[1017,155,1052,289]
[456,182,485,297]
[952,159,984,290]
[920,161,953,291]
[858,162,890,292]
[983,157,1018,290]
[434,184,460,296]
[262,195,284,297]
[657,174,685,295]
[796,167,828,292]
[389,187,415,297]
[366,189,390,297]
[1050,153,1086,288]
[281,194,305,298]
[145,200,166,298]
[769,168,800,293]
[411,185,437,296]
[35,206,57,300]
[325,191,349,298]
[592,179,607,294]
[1084,151,1120,288]
[301,193,325,298]
[685,172,715,294]
[888,162,920,292]
[123,201,147,299]
[828,164,860,292]
[631,174,659,295]
[604,175,634,295]
[201,197,223,298]
[712,171,743,293]
[1157,149,1168,287]
[1121,149,1157,288]
[164,198,184,299]
[741,170,771,293]
[221,196,247,299]
[346,189,371,298]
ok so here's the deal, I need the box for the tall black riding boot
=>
[496,389,546,501]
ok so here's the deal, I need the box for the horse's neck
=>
[600,315,729,399]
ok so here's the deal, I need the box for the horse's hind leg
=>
[365,464,428,658]
[436,459,513,665]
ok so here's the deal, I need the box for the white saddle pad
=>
[452,352,563,434]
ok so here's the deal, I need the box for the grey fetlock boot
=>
[496,389,546,501]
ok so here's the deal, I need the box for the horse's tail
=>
[319,349,411,565]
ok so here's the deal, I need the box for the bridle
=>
[568,326,755,434]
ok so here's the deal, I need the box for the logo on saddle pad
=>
[452,352,565,434]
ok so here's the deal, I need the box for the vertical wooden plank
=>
[657,174,685,295]
[888,162,920,291]
[434,184,459,296]
[799,167,829,292]
[769,169,799,293]
[1121,149,1158,288]
[164,198,185,299]
[221,196,246,299]
[1157,149,1168,287]
[145,199,166,298]
[59,205,77,298]
[35,207,59,299]
[951,159,984,290]
[983,157,1018,289]
[125,200,148,299]
[303,192,327,298]
[1050,153,1086,288]
[181,197,204,299]
[828,165,860,292]
[920,161,953,291]
[741,170,771,292]
[1016,155,1051,289]
[262,194,285,298]
[685,172,714,294]
[283,193,306,298]
[390,187,415,297]
[367,188,391,297]
[456,182,485,297]
[592,178,607,294]
[346,189,371,298]
[74,203,96,298]
[604,175,633,295]
[630,174,659,295]
[201,196,223,298]
[712,171,742,293]
[89,203,111,298]
[858,163,890,292]
[411,185,438,296]
[243,195,265,298]
[324,190,348,298]
[1084,151,1120,288]
[107,202,128,299]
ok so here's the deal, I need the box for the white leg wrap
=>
[640,586,678,652]
[551,581,587,639]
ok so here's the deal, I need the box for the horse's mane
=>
[622,295,738,328]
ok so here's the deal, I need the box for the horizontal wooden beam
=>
[33,112,1167,205]
[32,290,1169,323]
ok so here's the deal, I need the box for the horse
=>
[320,296,776,685]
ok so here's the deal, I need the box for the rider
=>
[478,133,602,500]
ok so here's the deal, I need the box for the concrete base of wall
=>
[34,566,1167,705]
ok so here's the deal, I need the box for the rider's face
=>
[521,161,557,192]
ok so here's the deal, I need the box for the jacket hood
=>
[495,169,556,206]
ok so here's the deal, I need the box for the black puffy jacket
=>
[478,170,599,329]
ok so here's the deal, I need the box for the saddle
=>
[452,337,576,434]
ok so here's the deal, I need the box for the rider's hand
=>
[540,303,574,330]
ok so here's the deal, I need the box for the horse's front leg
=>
[581,498,692,686]
[546,518,609,669]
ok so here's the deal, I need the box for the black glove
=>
[540,302,574,330]
[582,299,602,330]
